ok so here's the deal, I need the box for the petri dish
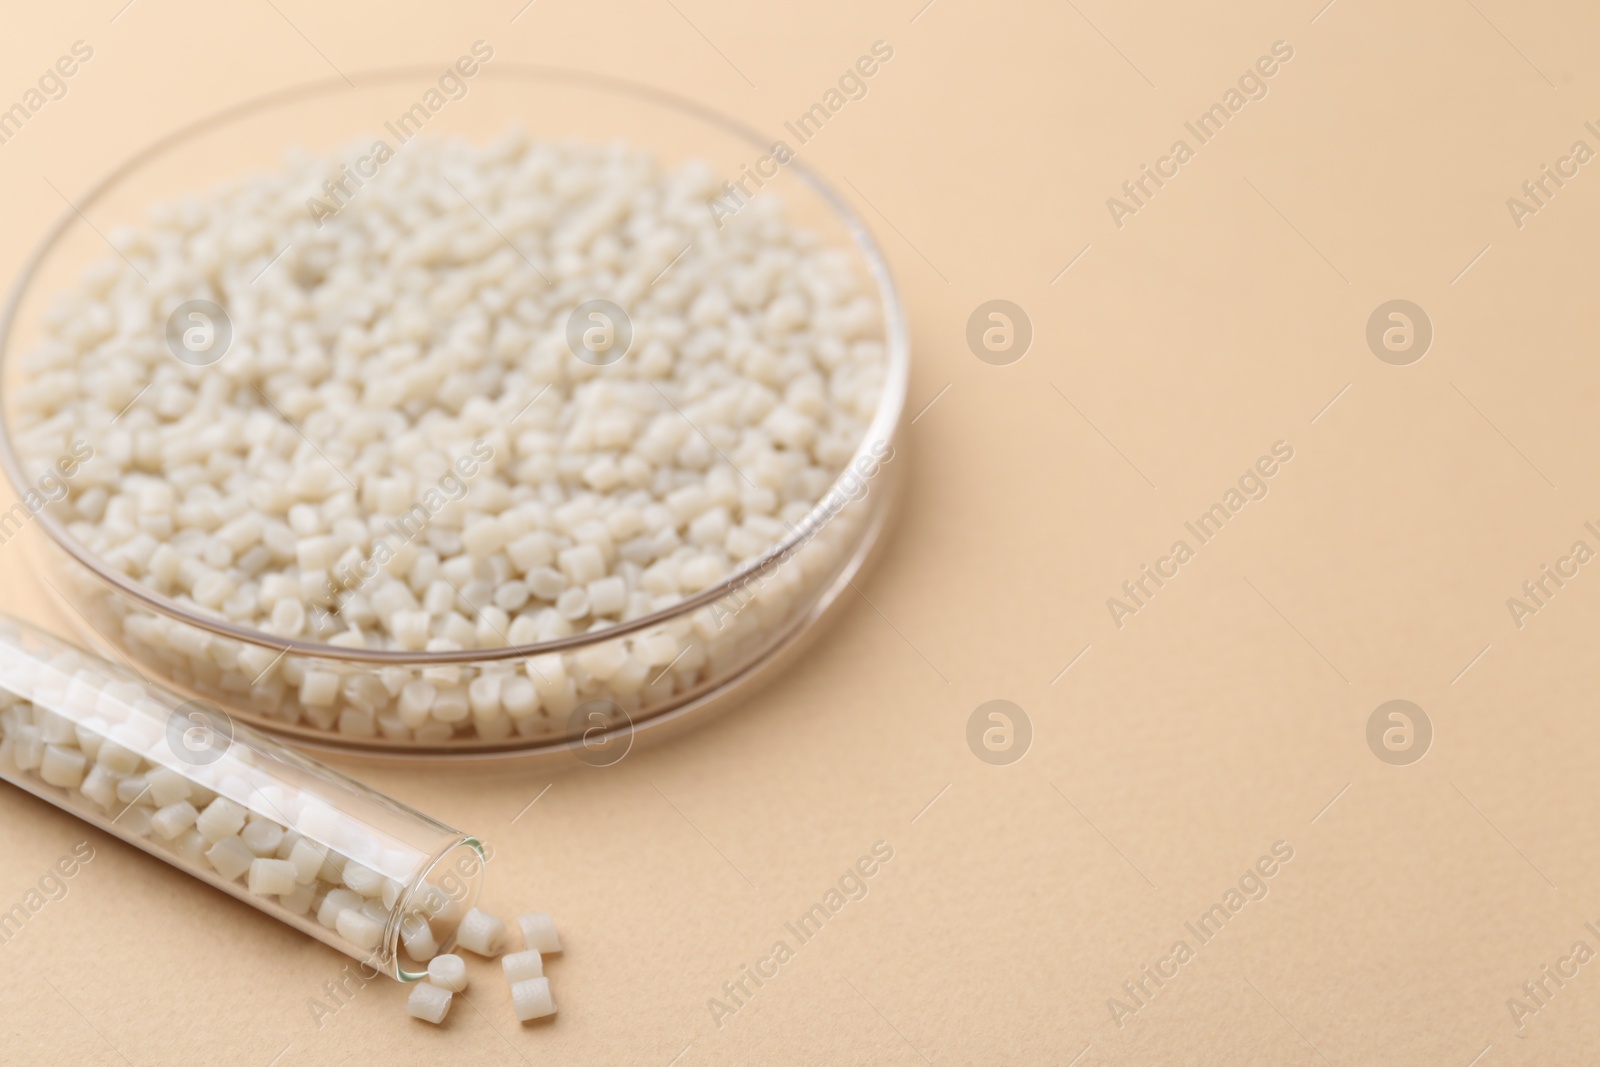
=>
[0,65,908,761]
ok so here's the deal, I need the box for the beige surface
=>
[3,0,1599,1063]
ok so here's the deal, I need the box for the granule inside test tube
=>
[246,857,297,896]
[335,905,384,951]
[205,835,255,881]
[342,860,385,897]
[317,887,363,929]
[287,837,326,884]
[146,769,191,808]
[195,796,246,842]
[39,744,86,788]
[401,913,439,962]
[240,817,283,855]
[150,800,198,839]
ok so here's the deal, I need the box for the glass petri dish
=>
[0,65,908,761]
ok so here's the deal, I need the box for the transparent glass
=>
[0,615,485,979]
[0,65,908,758]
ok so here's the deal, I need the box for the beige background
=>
[3,0,1599,1063]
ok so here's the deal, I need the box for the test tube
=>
[0,615,486,980]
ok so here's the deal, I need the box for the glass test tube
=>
[0,615,486,979]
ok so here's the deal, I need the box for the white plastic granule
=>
[284,836,321,880]
[318,887,363,929]
[247,857,298,896]
[501,949,542,983]
[195,796,247,842]
[335,906,384,950]
[147,769,192,807]
[341,860,386,897]
[401,913,440,962]
[205,835,255,881]
[240,816,284,856]
[406,981,452,1025]
[456,907,507,957]
[39,744,87,788]
[13,131,888,744]
[517,911,561,954]
[150,800,198,839]
[511,976,556,1022]
[426,953,468,992]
